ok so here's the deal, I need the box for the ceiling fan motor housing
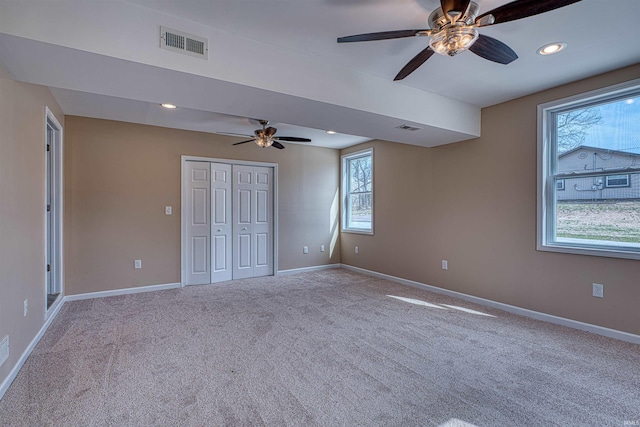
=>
[428,1,480,57]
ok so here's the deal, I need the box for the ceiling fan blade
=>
[441,0,471,20]
[338,29,429,43]
[477,0,582,26]
[274,136,312,142]
[232,139,255,146]
[469,35,518,64]
[271,141,285,149]
[393,46,435,81]
[265,126,277,137]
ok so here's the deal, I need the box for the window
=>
[537,79,640,259]
[605,174,630,188]
[342,148,373,234]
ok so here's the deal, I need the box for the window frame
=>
[604,174,630,188]
[537,78,640,260]
[341,147,374,235]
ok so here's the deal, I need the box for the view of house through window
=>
[539,82,640,258]
[342,148,373,233]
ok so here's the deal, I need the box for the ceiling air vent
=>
[395,124,422,131]
[160,26,208,59]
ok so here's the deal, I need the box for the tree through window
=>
[538,80,640,259]
[342,148,373,234]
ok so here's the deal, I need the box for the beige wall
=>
[2,61,638,397]
[64,117,340,295]
[342,64,640,335]
[0,68,64,383]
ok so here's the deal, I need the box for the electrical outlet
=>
[303,246,309,254]
[355,246,359,254]
[592,283,604,298]
[134,259,142,269]
[441,260,448,270]
[23,299,28,317]
[165,206,172,215]
[320,245,325,252]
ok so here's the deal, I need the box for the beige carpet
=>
[1,269,638,426]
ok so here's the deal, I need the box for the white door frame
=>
[180,155,278,287]
[44,107,64,317]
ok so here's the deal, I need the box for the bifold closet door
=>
[232,165,273,279]
[186,161,273,284]
[210,163,232,283]
[184,161,211,285]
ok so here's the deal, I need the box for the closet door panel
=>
[185,161,211,285]
[211,163,232,283]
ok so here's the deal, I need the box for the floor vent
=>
[395,124,423,132]
[0,335,8,368]
[160,26,208,59]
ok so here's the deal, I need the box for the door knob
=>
[242,227,248,231]
[216,229,222,232]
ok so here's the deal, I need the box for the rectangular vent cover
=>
[160,26,208,59]
[0,335,8,368]
[396,124,423,132]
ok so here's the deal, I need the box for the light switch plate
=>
[165,206,172,215]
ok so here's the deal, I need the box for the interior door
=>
[252,166,273,278]
[232,165,254,279]
[232,165,273,279]
[211,163,232,283]
[185,161,211,285]
[184,160,274,284]
[45,125,55,307]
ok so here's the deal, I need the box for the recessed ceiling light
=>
[326,130,337,134]
[626,99,635,105]
[537,42,567,56]
[161,103,177,109]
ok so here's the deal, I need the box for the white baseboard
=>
[341,264,640,345]
[0,296,66,401]
[278,263,342,275]
[64,282,181,302]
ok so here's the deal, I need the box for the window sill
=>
[341,228,374,236]
[537,242,640,260]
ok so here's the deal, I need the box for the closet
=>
[183,160,274,285]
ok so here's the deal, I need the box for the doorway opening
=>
[45,108,63,312]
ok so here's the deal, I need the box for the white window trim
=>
[341,148,374,235]
[537,78,640,260]
[604,174,630,188]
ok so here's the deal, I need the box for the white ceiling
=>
[1,0,639,149]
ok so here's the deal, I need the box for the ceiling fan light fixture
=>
[430,26,479,57]
[254,128,274,147]
[255,137,273,148]
[537,42,567,56]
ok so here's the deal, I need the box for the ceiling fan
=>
[231,120,312,149]
[337,0,582,81]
